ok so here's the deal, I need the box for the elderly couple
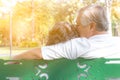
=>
[13,4,120,60]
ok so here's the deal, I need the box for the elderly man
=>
[13,5,120,60]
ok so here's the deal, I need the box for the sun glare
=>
[1,0,17,8]
[0,0,17,14]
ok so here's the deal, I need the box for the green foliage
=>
[19,40,39,48]
[111,1,120,36]
[2,0,81,47]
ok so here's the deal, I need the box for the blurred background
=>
[0,0,120,59]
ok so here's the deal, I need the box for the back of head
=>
[46,22,78,45]
[76,5,109,31]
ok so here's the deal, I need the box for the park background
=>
[0,0,120,59]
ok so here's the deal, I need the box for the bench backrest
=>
[0,58,120,80]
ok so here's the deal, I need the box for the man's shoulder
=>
[70,37,89,43]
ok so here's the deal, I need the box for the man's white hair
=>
[76,5,109,31]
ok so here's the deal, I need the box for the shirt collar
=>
[89,33,112,39]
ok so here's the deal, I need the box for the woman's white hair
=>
[76,5,109,31]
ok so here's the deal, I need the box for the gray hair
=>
[76,5,109,31]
